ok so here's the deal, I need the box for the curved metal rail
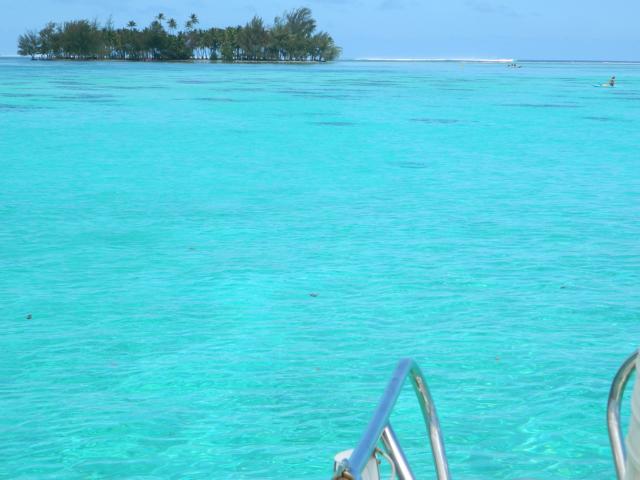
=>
[333,358,450,480]
[608,350,639,480]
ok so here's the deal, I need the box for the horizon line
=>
[352,57,640,63]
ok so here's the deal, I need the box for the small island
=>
[17,7,340,63]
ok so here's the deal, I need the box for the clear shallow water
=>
[1,57,639,479]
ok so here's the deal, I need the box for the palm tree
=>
[156,13,165,24]
[167,18,177,34]
[185,16,199,58]
[127,20,137,30]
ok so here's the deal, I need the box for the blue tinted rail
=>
[333,358,451,480]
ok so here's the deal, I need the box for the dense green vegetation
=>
[17,8,340,62]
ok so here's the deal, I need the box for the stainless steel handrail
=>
[381,423,415,480]
[608,350,638,480]
[333,358,450,480]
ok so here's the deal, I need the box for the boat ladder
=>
[333,351,639,480]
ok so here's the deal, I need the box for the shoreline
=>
[5,56,640,65]
[18,57,330,64]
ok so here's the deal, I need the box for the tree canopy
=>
[17,8,341,62]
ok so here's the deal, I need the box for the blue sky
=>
[1,0,639,60]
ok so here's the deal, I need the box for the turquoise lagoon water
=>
[1,58,639,479]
